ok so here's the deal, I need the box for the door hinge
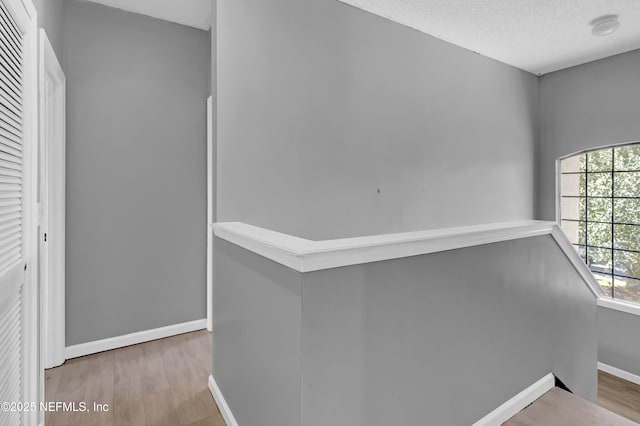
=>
[44,233,47,242]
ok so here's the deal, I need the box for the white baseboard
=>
[65,319,207,360]
[598,362,640,387]
[208,375,238,426]
[472,373,555,426]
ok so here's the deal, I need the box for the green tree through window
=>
[561,144,640,304]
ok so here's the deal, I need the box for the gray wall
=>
[214,239,302,426]
[217,0,538,240]
[64,1,210,345]
[213,236,597,425]
[598,307,640,377]
[33,0,65,59]
[302,236,597,425]
[538,49,640,221]
[538,49,640,377]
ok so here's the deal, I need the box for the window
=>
[560,144,640,304]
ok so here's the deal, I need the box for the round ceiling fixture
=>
[590,15,620,37]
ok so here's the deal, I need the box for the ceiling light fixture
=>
[590,15,620,37]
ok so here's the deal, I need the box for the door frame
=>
[38,28,66,371]
[207,95,213,332]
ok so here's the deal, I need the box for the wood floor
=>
[506,371,640,425]
[45,330,225,426]
[598,370,640,424]
[46,331,640,426]
[506,387,638,425]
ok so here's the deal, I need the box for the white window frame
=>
[556,140,640,317]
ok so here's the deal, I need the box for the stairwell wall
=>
[539,49,640,377]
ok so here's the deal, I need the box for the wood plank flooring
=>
[506,371,640,425]
[45,330,225,426]
[47,331,640,426]
[598,370,640,424]
[505,387,638,425]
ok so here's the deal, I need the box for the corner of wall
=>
[533,73,543,220]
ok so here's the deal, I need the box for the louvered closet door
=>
[0,0,26,425]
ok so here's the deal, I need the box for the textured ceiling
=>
[81,0,212,30]
[338,0,640,75]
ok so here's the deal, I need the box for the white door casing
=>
[39,28,65,371]
[207,95,212,332]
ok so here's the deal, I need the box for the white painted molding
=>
[472,373,555,426]
[208,375,239,426]
[214,221,604,297]
[549,227,604,298]
[65,319,206,359]
[598,362,640,387]
[598,297,640,317]
[39,28,67,370]
[213,222,313,271]
[206,96,213,333]
[213,220,557,273]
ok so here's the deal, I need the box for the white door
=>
[0,0,38,425]
[39,28,65,371]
